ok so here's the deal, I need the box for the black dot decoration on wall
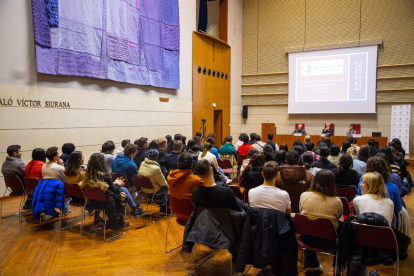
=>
[203,67,206,75]
[225,73,228,79]
[212,70,216,77]
[208,69,211,76]
[221,72,224,79]
[217,71,220,78]
[197,66,201,73]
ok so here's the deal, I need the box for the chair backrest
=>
[228,185,242,200]
[4,175,25,193]
[335,185,358,202]
[277,181,309,213]
[133,175,154,190]
[84,187,107,202]
[217,159,232,169]
[64,182,85,199]
[237,155,247,165]
[244,188,250,204]
[24,177,39,192]
[169,196,195,222]
[352,123,361,134]
[294,214,337,241]
[352,222,398,252]
[295,123,305,129]
[110,173,130,188]
[339,197,351,216]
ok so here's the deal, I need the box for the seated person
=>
[330,154,359,187]
[116,139,130,155]
[234,133,245,151]
[42,147,66,183]
[138,149,169,213]
[192,159,241,212]
[358,145,370,163]
[156,137,169,178]
[263,144,274,162]
[80,154,129,230]
[249,161,291,215]
[187,140,200,163]
[266,133,279,153]
[255,135,267,152]
[100,141,116,172]
[206,137,220,159]
[168,153,203,201]
[60,143,75,167]
[237,133,254,157]
[240,148,259,173]
[347,124,357,136]
[239,153,265,190]
[275,150,287,167]
[133,137,149,168]
[2,145,26,187]
[279,143,289,154]
[248,133,257,145]
[313,147,338,170]
[322,123,334,136]
[166,140,183,170]
[200,143,219,170]
[341,141,352,155]
[299,170,343,273]
[148,140,159,149]
[347,135,360,152]
[304,135,311,144]
[367,139,379,157]
[303,152,320,176]
[305,142,319,162]
[25,148,46,180]
[380,146,401,177]
[166,135,173,154]
[327,144,340,166]
[292,124,307,135]
[346,147,366,177]
[64,151,86,205]
[219,136,237,158]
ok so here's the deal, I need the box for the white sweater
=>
[353,195,394,226]
[42,161,66,183]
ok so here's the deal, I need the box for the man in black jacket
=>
[322,123,334,136]
[367,139,379,157]
[156,137,169,178]
[249,133,257,145]
[133,137,148,168]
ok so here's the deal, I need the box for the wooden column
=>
[219,0,228,42]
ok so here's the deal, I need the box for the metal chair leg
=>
[165,213,182,253]
[334,251,338,276]
[149,193,155,222]
[1,189,19,219]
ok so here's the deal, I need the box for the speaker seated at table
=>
[292,123,307,135]
[346,123,361,136]
[322,123,334,136]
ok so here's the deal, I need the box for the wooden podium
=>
[262,123,275,142]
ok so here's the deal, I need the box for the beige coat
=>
[138,158,168,194]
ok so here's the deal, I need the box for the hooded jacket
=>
[166,151,181,170]
[32,179,64,220]
[241,166,264,190]
[275,165,313,213]
[167,169,202,200]
[1,156,26,185]
[112,154,138,187]
[138,158,167,193]
[133,148,148,168]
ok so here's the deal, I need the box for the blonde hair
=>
[346,146,357,158]
[304,135,311,143]
[362,172,388,199]
[200,142,212,159]
[156,137,167,148]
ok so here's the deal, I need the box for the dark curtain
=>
[198,0,208,32]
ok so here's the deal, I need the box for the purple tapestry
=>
[32,0,180,89]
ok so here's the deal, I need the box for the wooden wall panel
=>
[192,32,231,141]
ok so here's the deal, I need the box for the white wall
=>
[0,0,196,196]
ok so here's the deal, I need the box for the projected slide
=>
[288,45,378,114]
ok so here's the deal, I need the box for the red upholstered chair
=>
[352,222,399,275]
[217,159,238,174]
[228,185,243,201]
[325,123,335,135]
[294,214,339,274]
[60,182,86,232]
[110,173,130,189]
[352,124,361,134]
[1,176,26,220]
[339,197,351,221]
[237,155,247,165]
[295,123,305,129]
[335,185,357,203]
[84,187,126,242]
[165,196,195,253]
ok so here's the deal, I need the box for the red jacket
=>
[237,143,253,157]
[25,160,45,180]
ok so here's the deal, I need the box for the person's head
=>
[322,137,332,148]
[247,147,259,158]
[241,133,249,143]
[392,138,402,151]
[262,161,280,182]
[193,159,213,180]
[31,148,46,162]
[263,144,273,156]
[292,145,303,155]
[124,143,138,158]
[279,143,288,152]
[304,135,311,143]
[341,141,352,154]
[178,152,193,170]
[346,146,358,158]
[306,142,315,152]
[310,170,336,197]
[338,154,353,172]
[275,150,287,165]
[367,139,376,147]
[85,153,109,179]
[181,136,187,145]
[365,156,391,182]
[121,139,130,148]
[374,140,379,149]
[64,151,84,177]
[207,133,216,139]
[7,145,22,157]
[330,144,340,156]
[223,136,233,144]
[148,140,159,149]
[388,142,398,149]
[326,123,330,129]
[256,135,262,142]
[375,152,390,164]
[293,139,303,147]
[201,142,213,158]
[174,134,182,141]
[156,137,168,150]
[359,145,370,158]
[317,142,327,149]
[62,143,75,156]
[191,144,200,153]
[193,136,201,144]
[303,152,314,169]
[361,172,387,199]
[380,146,395,163]
[135,137,148,149]
[268,133,274,141]
[148,148,159,161]
[166,135,172,142]
[250,133,257,140]
[286,150,300,165]
[298,124,303,130]
[195,132,202,138]
[248,153,265,168]
[347,135,356,144]
[319,147,330,158]
[45,147,59,162]
[101,141,115,153]
[206,137,215,145]
[173,140,183,152]
[349,124,355,130]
